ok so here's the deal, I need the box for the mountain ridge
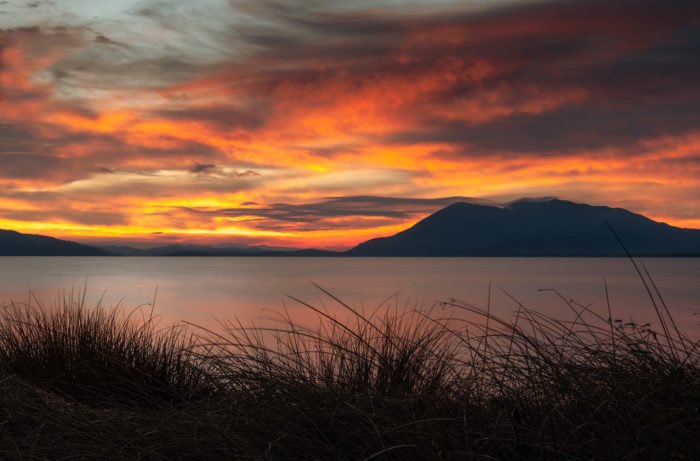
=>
[0,229,111,256]
[2,198,699,256]
[346,198,700,256]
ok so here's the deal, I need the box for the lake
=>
[0,257,698,337]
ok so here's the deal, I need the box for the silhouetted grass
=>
[0,291,212,406]
[1,277,698,459]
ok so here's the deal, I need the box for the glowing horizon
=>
[1,0,698,249]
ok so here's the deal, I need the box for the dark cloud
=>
[0,119,229,183]
[9,0,699,162]
[219,0,700,156]
[0,123,42,154]
[94,34,117,45]
[177,195,492,228]
[190,163,216,173]
[0,209,130,226]
[387,101,700,156]
[0,41,4,99]
[0,153,83,182]
[154,105,267,130]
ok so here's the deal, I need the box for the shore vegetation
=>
[0,276,698,459]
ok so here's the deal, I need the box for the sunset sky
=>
[1,0,699,249]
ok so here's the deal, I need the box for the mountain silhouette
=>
[3,199,698,256]
[0,229,111,256]
[346,198,700,256]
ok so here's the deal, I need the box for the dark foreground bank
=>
[0,285,698,460]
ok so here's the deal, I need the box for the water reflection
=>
[0,257,697,337]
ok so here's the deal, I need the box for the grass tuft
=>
[0,291,212,407]
[0,282,698,459]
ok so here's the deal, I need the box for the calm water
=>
[0,257,698,336]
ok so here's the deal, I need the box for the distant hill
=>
[346,198,700,256]
[4,199,699,257]
[99,244,241,256]
[99,244,336,256]
[162,249,339,257]
[0,229,111,256]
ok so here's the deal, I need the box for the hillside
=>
[0,229,111,256]
[3,198,699,257]
[346,198,700,256]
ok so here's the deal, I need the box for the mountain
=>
[0,229,111,256]
[346,198,700,256]
[4,199,699,257]
[99,244,334,256]
[99,244,244,256]
[162,248,339,257]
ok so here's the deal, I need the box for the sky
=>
[1,0,699,249]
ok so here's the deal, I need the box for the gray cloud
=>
[7,0,699,163]
[190,163,216,173]
[387,101,700,157]
[154,105,268,131]
[0,208,130,226]
[176,195,493,228]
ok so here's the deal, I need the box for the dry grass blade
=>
[1,281,698,459]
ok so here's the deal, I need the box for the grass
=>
[0,290,211,407]
[0,276,698,459]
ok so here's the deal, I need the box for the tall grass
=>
[0,277,698,459]
[0,290,211,406]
